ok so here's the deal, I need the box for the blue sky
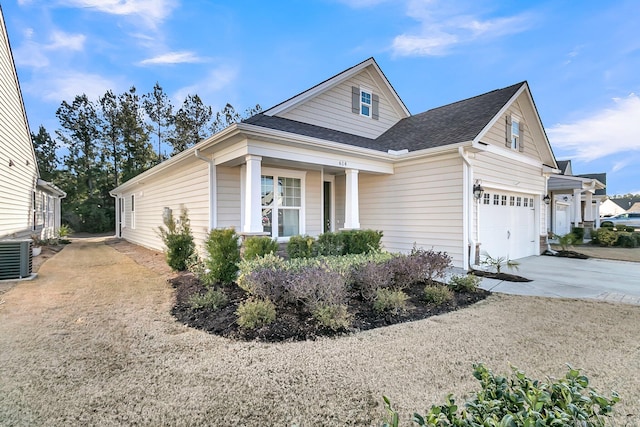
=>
[3,0,640,195]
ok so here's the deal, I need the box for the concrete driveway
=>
[479,255,640,305]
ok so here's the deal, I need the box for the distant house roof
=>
[245,81,526,153]
[629,202,640,212]
[577,173,607,195]
[610,197,640,210]
[556,160,571,175]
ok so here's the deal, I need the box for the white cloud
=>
[25,71,118,103]
[13,28,86,68]
[172,65,238,107]
[547,94,640,162]
[138,51,205,66]
[47,30,86,51]
[59,0,178,28]
[391,0,532,56]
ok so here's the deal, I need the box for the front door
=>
[323,180,333,233]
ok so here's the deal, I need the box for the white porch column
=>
[243,155,263,233]
[573,188,582,225]
[343,169,360,229]
[584,191,594,222]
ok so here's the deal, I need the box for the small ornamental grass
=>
[235,298,276,330]
[373,288,409,315]
[423,285,453,305]
[188,288,228,311]
[313,304,352,331]
[448,274,480,292]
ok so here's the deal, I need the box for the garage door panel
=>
[479,191,536,262]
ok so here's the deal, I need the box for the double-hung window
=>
[360,89,372,117]
[261,170,304,239]
[511,119,520,150]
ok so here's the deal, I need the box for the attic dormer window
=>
[505,115,525,152]
[361,90,372,117]
[351,86,379,120]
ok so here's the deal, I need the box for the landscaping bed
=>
[170,272,489,342]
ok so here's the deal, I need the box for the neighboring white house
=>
[111,57,560,270]
[0,6,66,242]
[547,161,606,238]
[599,199,627,217]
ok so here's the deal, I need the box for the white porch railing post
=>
[573,188,582,226]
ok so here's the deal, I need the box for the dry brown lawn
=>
[0,237,638,426]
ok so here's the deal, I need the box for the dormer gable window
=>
[361,90,372,117]
[505,114,525,152]
[351,86,379,120]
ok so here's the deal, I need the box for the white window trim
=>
[131,194,136,230]
[360,87,372,118]
[510,115,521,151]
[256,167,306,241]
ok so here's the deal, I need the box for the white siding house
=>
[111,58,560,269]
[0,7,65,242]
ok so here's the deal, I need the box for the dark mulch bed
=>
[544,250,590,259]
[469,269,532,282]
[170,274,490,342]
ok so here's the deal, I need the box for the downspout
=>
[194,149,217,230]
[109,192,117,238]
[458,147,474,270]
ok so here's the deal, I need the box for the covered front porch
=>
[194,135,395,241]
[547,174,606,238]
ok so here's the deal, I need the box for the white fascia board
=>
[247,140,393,174]
[238,123,393,163]
[472,139,544,169]
[37,179,66,197]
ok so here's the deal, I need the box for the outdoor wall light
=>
[543,195,551,205]
[473,181,484,200]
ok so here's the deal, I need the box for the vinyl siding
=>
[120,159,210,252]
[359,153,465,267]
[279,72,401,139]
[0,13,39,238]
[217,166,241,229]
[334,174,345,230]
[305,170,322,236]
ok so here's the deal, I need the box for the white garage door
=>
[479,191,537,261]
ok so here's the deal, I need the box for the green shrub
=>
[313,304,352,331]
[205,228,240,284]
[382,364,619,427]
[572,226,585,241]
[423,285,453,305]
[622,225,637,232]
[188,288,229,311]
[157,208,195,271]
[315,231,344,256]
[58,224,73,238]
[373,288,409,315]
[341,229,383,254]
[448,274,480,292]
[287,235,316,259]
[236,298,276,330]
[593,228,618,247]
[243,236,279,260]
[616,232,638,248]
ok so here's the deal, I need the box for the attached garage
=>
[479,190,537,261]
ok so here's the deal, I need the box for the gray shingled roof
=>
[243,81,526,153]
[577,173,607,195]
[556,160,571,174]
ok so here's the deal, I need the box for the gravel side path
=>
[0,239,638,426]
